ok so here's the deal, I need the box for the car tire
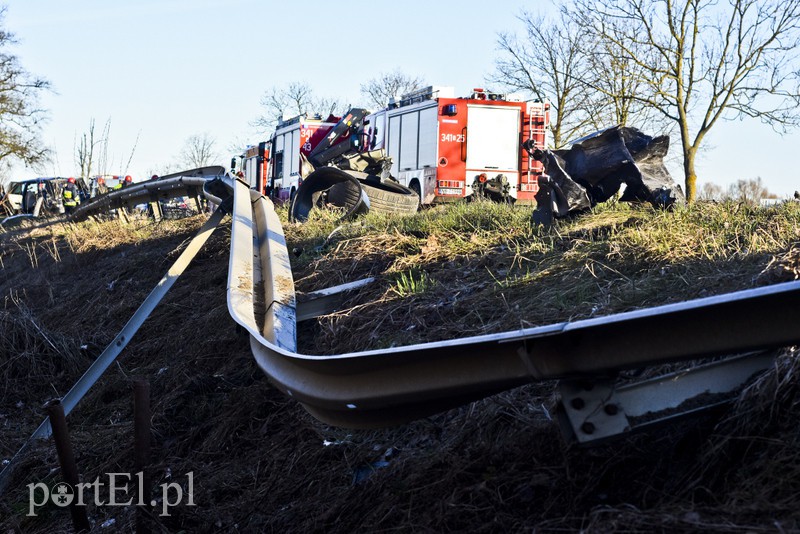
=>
[359,178,419,216]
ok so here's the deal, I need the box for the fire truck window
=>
[274,152,283,178]
[369,126,378,149]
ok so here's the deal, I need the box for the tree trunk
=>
[683,147,697,203]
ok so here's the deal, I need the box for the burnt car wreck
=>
[524,126,685,226]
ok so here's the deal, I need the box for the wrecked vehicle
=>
[523,126,685,226]
[0,177,91,226]
[289,108,419,222]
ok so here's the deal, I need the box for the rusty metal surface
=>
[43,399,91,532]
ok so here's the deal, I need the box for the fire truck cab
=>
[237,113,340,203]
[363,86,549,204]
[267,114,340,203]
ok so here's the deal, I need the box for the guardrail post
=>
[149,201,162,222]
[43,399,90,533]
[133,379,151,534]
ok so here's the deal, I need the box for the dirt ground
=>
[1,208,799,533]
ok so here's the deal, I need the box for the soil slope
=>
[1,202,799,533]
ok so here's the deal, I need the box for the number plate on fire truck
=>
[438,188,461,195]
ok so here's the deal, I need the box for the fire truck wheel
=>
[359,179,419,216]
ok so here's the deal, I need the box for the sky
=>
[3,0,799,198]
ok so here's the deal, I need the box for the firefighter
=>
[62,177,81,214]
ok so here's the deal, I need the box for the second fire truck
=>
[362,86,549,204]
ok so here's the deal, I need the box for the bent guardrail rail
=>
[225,176,800,428]
[70,166,227,221]
[22,169,800,429]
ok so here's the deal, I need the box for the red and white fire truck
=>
[362,86,549,204]
[238,86,549,206]
[238,113,339,202]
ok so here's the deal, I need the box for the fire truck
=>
[362,86,549,204]
[237,113,340,202]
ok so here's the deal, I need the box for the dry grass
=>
[0,200,799,532]
[285,199,800,354]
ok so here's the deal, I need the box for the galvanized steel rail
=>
[225,176,800,428]
[15,169,800,430]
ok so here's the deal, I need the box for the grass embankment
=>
[0,201,798,532]
[286,199,800,354]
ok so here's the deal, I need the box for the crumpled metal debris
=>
[524,126,685,226]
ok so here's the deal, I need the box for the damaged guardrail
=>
[69,166,227,221]
[227,175,800,429]
[11,168,800,435]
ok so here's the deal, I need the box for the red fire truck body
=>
[363,87,549,204]
[240,142,270,196]
[240,114,339,202]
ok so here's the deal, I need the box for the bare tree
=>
[727,176,776,204]
[75,119,99,179]
[95,119,112,175]
[0,7,50,169]
[360,69,426,109]
[572,0,800,201]
[121,130,140,176]
[75,118,114,178]
[696,181,725,201]
[180,133,218,169]
[490,11,597,147]
[570,10,668,133]
[253,81,346,132]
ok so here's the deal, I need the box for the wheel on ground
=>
[359,178,419,216]
[290,167,369,222]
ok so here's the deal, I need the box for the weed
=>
[392,270,434,297]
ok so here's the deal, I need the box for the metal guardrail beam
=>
[0,204,228,495]
[226,176,800,428]
[8,169,800,434]
[558,351,777,444]
[70,165,228,221]
[296,278,376,321]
